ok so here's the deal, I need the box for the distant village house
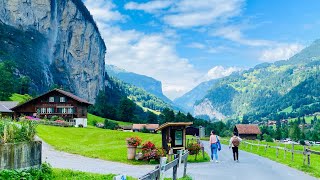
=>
[132,124,159,133]
[234,124,262,140]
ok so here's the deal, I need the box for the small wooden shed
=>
[156,122,193,153]
[234,124,262,140]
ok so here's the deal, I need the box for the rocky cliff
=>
[0,0,106,102]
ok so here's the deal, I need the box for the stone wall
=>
[0,141,42,169]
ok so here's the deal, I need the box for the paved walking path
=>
[41,138,318,180]
[174,141,318,180]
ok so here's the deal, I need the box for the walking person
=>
[210,130,220,163]
[229,132,242,162]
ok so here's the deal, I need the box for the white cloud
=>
[125,0,244,28]
[84,0,124,23]
[204,66,241,81]
[164,0,244,28]
[85,0,202,100]
[124,0,173,13]
[187,42,206,49]
[259,44,304,62]
[212,26,274,46]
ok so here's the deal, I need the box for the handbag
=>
[217,136,222,151]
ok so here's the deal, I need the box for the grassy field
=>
[53,169,136,180]
[87,113,133,126]
[220,139,320,178]
[37,125,161,165]
[9,93,32,103]
[37,125,209,165]
[288,115,320,124]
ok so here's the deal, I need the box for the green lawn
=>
[37,125,161,165]
[222,139,320,178]
[53,169,136,180]
[87,113,133,126]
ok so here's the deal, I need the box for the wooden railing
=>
[242,141,320,166]
[139,150,189,180]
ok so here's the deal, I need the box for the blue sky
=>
[84,0,320,99]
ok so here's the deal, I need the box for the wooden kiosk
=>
[156,122,193,154]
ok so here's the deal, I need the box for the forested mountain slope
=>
[194,40,320,121]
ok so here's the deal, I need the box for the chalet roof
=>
[11,89,92,110]
[119,125,133,130]
[156,122,193,131]
[0,101,19,113]
[235,124,261,135]
[132,124,159,130]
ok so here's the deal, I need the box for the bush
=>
[141,126,150,133]
[141,141,165,161]
[50,115,60,121]
[187,143,201,155]
[78,124,84,128]
[103,119,119,130]
[0,118,37,143]
[0,163,53,180]
[300,140,305,145]
[263,134,274,142]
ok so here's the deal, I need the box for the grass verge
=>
[52,169,136,180]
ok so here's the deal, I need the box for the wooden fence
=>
[242,141,320,166]
[139,150,189,180]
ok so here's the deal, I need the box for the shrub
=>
[263,134,274,142]
[141,141,165,161]
[50,115,60,121]
[187,143,201,155]
[0,162,52,179]
[78,124,84,128]
[126,136,142,147]
[0,118,37,143]
[141,126,150,133]
[300,140,305,145]
[103,119,119,130]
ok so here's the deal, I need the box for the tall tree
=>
[119,98,136,122]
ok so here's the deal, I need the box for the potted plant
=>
[126,136,142,160]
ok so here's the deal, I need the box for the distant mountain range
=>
[179,40,320,120]
[173,79,218,113]
[106,65,172,103]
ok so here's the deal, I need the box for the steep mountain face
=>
[194,40,320,120]
[0,0,106,102]
[174,79,217,113]
[106,65,172,103]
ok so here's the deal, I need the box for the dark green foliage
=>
[103,119,119,130]
[147,111,158,124]
[0,163,52,180]
[110,76,172,111]
[119,98,136,122]
[141,126,150,133]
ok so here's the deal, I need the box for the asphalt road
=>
[178,141,318,180]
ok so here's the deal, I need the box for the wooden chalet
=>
[11,89,92,120]
[156,122,193,153]
[234,124,262,140]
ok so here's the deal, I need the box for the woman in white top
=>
[209,130,219,163]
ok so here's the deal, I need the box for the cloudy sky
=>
[84,0,320,100]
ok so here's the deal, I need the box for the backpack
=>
[232,137,240,147]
